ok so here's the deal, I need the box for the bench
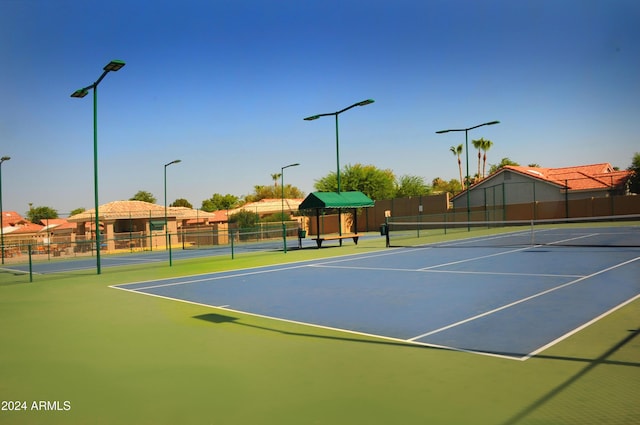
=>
[312,234,360,248]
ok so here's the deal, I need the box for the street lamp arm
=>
[165,159,182,167]
[336,99,375,114]
[281,162,300,171]
[70,60,126,98]
[303,99,375,121]
[436,120,500,134]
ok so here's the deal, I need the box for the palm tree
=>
[271,173,282,188]
[450,144,464,189]
[472,138,485,181]
[481,138,493,177]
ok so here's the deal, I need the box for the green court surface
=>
[1,240,638,425]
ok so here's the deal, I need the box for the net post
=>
[530,219,535,246]
[444,213,448,235]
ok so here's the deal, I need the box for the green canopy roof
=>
[298,191,374,210]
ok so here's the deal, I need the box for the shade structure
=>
[298,191,374,211]
[299,191,374,244]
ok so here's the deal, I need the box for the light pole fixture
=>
[436,120,500,224]
[164,159,181,266]
[304,99,374,193]
[281,162,300,254]
[70,59,125,274]
[0,156,10,265]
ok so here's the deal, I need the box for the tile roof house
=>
[501,164,631,192]
[1,211,27,227]
[1,211,43,237]
[227,198,304,218]
[3,220,44,235]
[66,200,224,251]
[40,218,77,233]
[452,163,633,211]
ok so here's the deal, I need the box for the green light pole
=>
[164,159,181,266]
[71,60,125,274]
[304,99,374,193]
[436,120,500,224]
[281,162,300,254]
[0,156,10,265]
[304,99,374,239]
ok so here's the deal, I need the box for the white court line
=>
[102,256,164,263]
[523,292,640,361]
[128,246,439,291]
[418,246,532,270]
[309,263,583,279]
[417,231,606,271]
[408,256,640,347]
[110,284,430,348]
[436,230,532,247]
[127,263,311,291]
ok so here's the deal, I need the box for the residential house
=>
[452,163,634,219]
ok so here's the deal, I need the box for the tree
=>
[170,198,193,208]
[488,158,520,175]
[481,138,493,178]
[628,152,640,194]
[314,163,396,200]
[395,175,431,198]
[450,144,464,189]
[472,138,485,180]
[271,173,282,188]
[228,209,260,229]
[70,207,86,217]
[432,178,462,196]
[244,184,304,203]
[26,205,58,224]
[201,194,239,212]
[130,191,156,204]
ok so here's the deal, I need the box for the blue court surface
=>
[113,242,640,360]
[1,237,322,275]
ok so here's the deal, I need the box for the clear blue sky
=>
[1,0,638,216]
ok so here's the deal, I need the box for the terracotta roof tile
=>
[228,198,304,216]
[1,211,26,226]
[67,201,223,222]
[502,163,631,191]
[6,222,44,234]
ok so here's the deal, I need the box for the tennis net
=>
[385,214,640,248]
[181,226,296,253]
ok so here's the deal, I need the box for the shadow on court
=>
[195,313,640,369]
[500,326,640,425]
[193,313,432,350]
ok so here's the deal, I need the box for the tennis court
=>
[113,218,640,360]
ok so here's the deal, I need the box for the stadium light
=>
[70,60,126,274]
[0,156,10,265]
[435,120,500,224]
[164,159,181,267]
[281,162,300,254]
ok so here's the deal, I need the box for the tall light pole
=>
[436,120,500,223]
[281,162,300,254]
[304,99,374,193]
[0,156,10,265]
[304,99,374,238]
[71,60,125,274]
[164,159,181,266]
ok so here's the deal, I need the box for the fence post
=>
[28,244,33,282]
[230,228,235,260]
